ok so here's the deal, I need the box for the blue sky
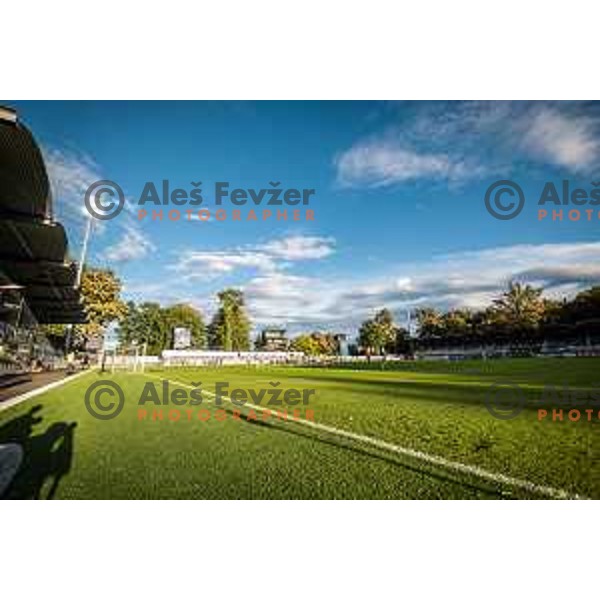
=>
[8,100,600,334]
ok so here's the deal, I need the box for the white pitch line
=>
[143,374,586,500]
[0,369,92,413]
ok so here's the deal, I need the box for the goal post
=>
[103,343,145,373]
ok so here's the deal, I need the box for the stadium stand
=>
[0,105,86,384]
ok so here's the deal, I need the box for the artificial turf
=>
[1,358,598,499]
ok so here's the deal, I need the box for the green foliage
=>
[412,282,600,348]
[79,268,128,335]
[43,268,127,351]
[253,332,265,350]
[163,303,207,349]
[120,302,165,354]
[209,289,251,351]
[290,334,321,355]
[290,332,337,355]
[569,286,600,324]
[415,307,444,339]
[491,281,545,331]
[359,308,401,354]
[120,302,206,353]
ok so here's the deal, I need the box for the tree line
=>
[358,282,600,355]
[119,288,251,353]
[42,269,252,354]
[42,268,600,356]
[289,332,339,355]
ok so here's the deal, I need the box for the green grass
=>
[1,358,598,499]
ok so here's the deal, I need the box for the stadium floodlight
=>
[66,214,94,352]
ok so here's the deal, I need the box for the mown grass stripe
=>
[144,373,587,500]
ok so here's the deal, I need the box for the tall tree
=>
[209,289,251,351]
[443,309,472,344]
[290,332,337,355]
[415,307,444,341]
[120,301,173,354]
[395,326,412,355]
[79,268,128,332]
[63,268,127,349]
[492,281,545,331]
[290,333,322,355]
[570,286,600,322]
[359,308,398,355]
[563,286,600,345]
[163,303,207,349]
[373,309,397,353]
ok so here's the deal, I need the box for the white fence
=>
[161,350,305,367]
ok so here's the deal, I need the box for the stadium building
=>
[257,327,289,351]
[0,106,86,388]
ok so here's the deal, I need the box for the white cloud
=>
[171,250,278,280]
[260,235,335,260]
[128,239,600,334]
[244,273,336,326]
[335,142,471,188]
[241,241,600,332]
[45,145,157,266]
[334,102,600,189]
[44,147,102,226]
[169,235,336,280]
[522,107,600,171]
[105,223,156,262]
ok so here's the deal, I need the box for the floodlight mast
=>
[76,215,93,287]
[132,340,138,373]
[141,343,147,373]
[65,214,93,354]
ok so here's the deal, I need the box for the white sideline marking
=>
[0,370,92,413]
[144,374,586,500]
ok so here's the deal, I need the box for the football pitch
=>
[1,358,598,499]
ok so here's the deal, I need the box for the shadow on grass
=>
[273,372,600,413]
[211,402,517,499]
[0,405,77,500]
[291,359,600,386]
